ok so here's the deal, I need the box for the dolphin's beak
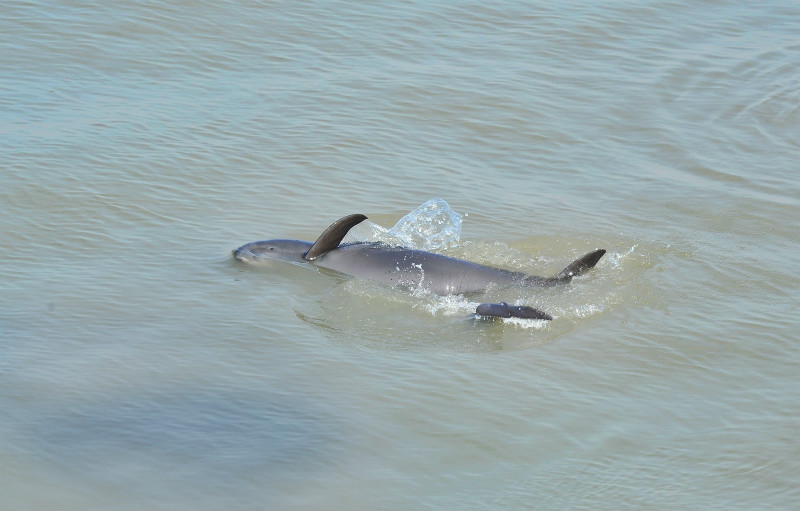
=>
[232,247,251,262]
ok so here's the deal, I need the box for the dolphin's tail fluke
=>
[476,302,553,321]
[475,249,606,320]
[556,249,606,281]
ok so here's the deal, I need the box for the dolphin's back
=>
[311,243,547,295]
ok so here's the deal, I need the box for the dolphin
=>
[233,214,606,320]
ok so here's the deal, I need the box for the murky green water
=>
[2,1,799,509]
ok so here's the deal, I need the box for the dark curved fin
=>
[556,249,606,280]
[476,302,553,320]
[304,214,368,260]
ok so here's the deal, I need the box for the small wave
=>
[571,303,606,318]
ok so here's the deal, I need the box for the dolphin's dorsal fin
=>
[556,249,606,280]
[304,214,368,260]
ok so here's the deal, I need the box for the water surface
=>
[2,1,799,509]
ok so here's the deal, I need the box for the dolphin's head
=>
[232,239,313,264]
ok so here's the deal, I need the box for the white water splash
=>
[413,293,475,316]
[365,198,463,250]
[607,244,638,268]
[499,316,551,329]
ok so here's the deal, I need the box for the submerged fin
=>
[476,302,553,321]
[556,249,606,280]
[304,214,368,260]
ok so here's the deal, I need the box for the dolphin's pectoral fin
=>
[556,248,606,281]
[304,214,368,261]
[476,302,553,320]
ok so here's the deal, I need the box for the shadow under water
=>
[23,386,346,508]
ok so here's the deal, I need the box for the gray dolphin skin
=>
[233,214,606,321]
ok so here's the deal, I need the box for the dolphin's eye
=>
[270,247,274,250]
